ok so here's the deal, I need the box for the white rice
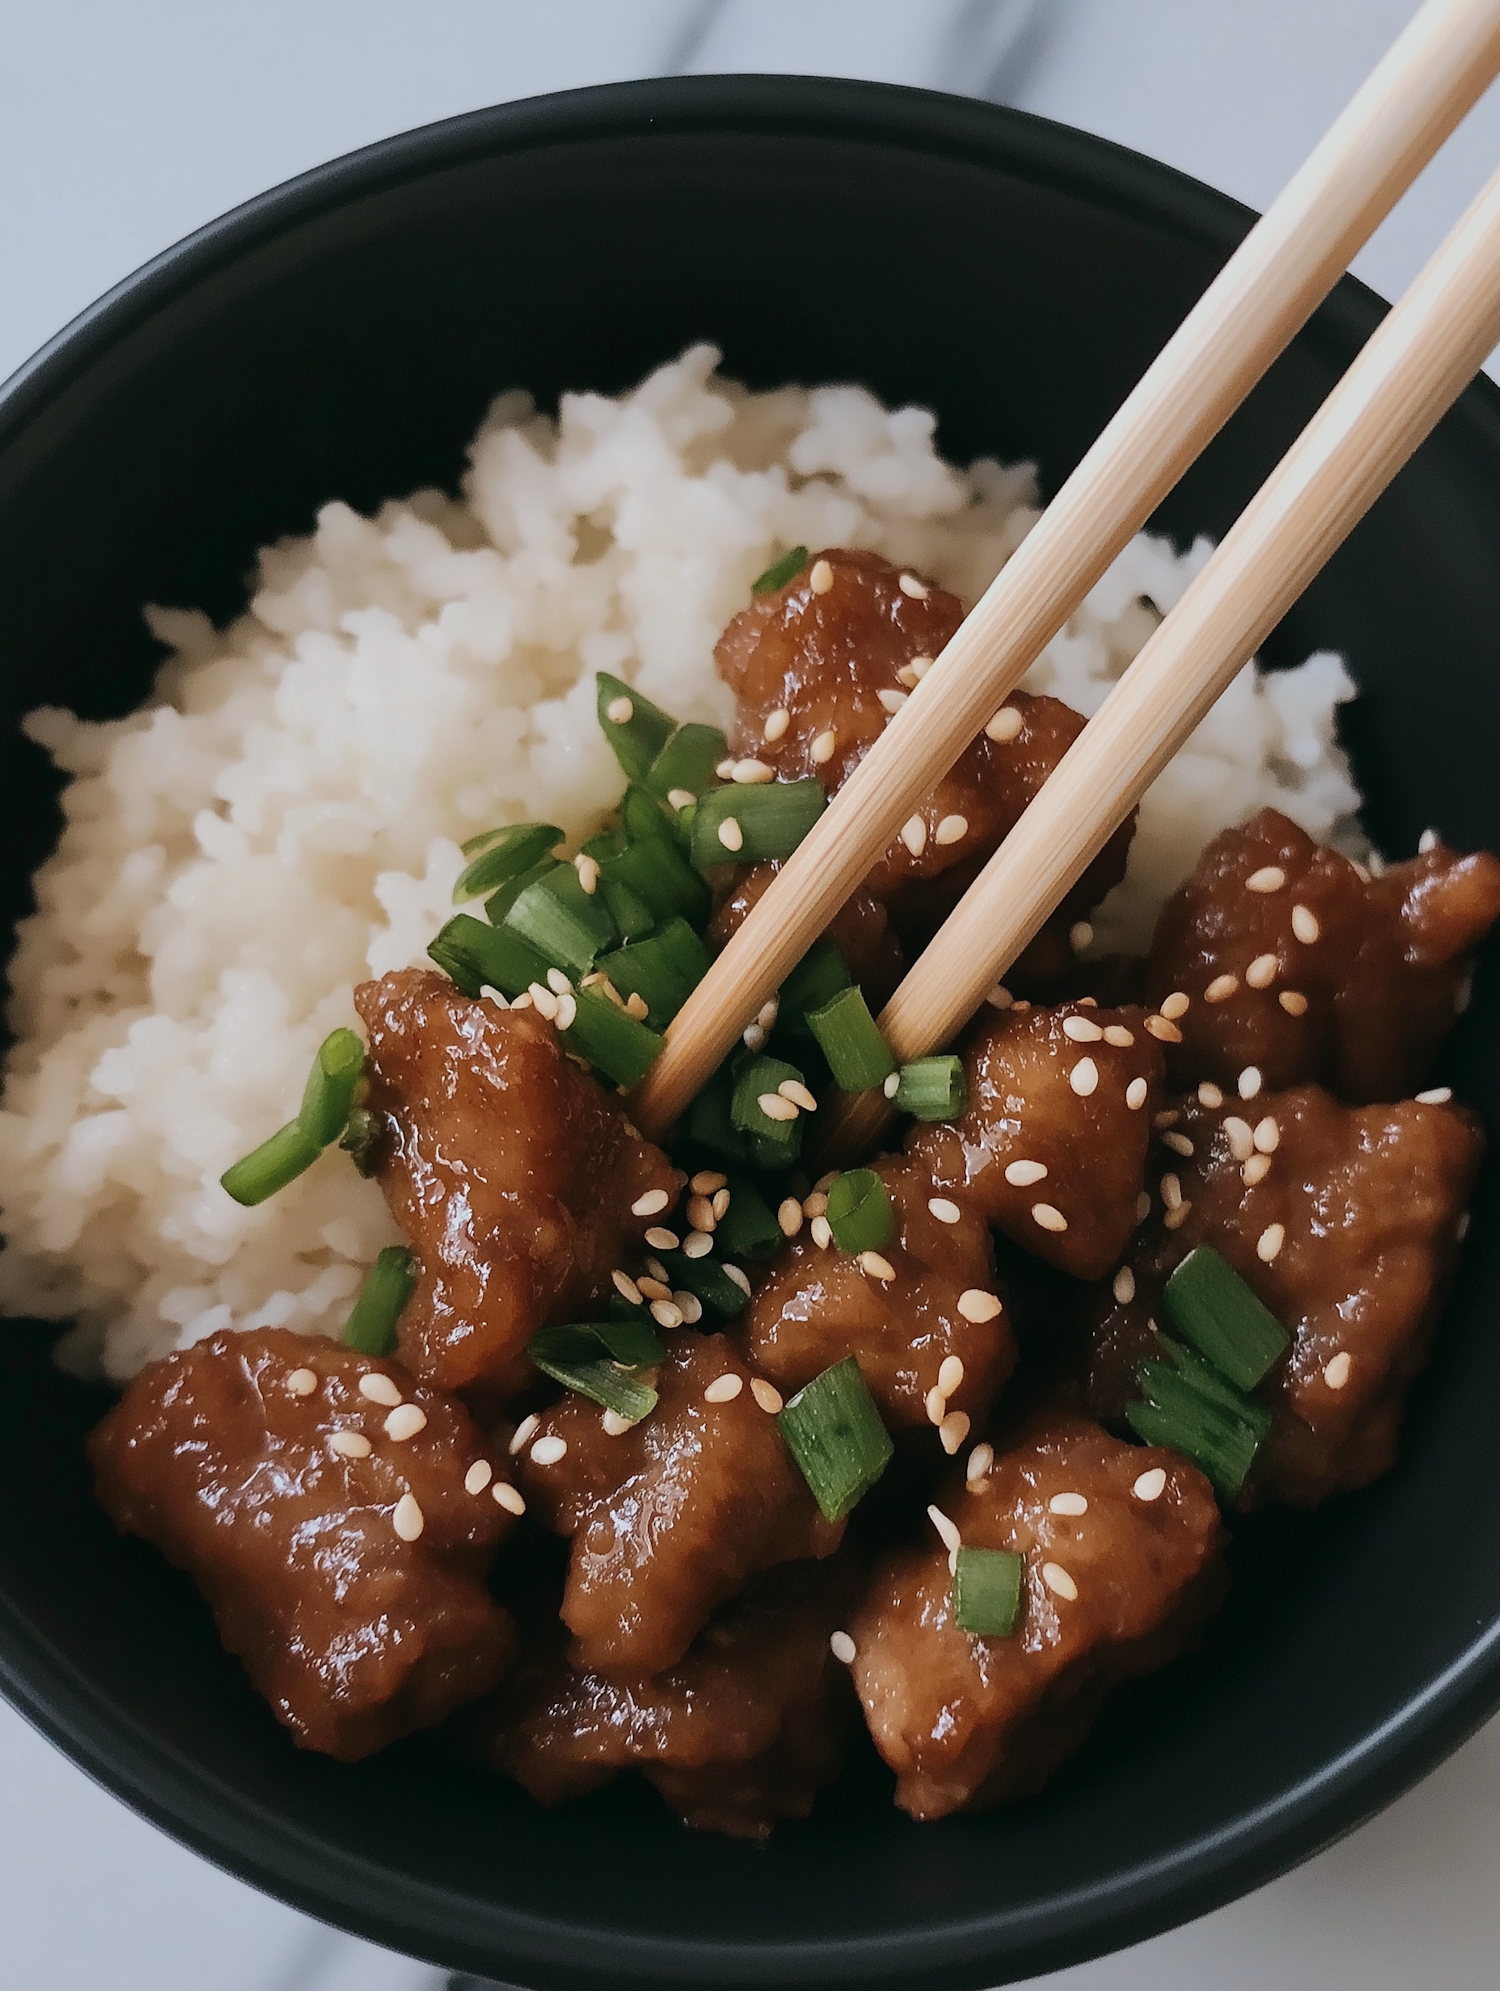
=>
[0,345,1363,1382]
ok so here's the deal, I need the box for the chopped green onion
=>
[952,1546,1024,1636]
[339,1107,382,1177]
[807,986,896,1092]
[1163,1244,1291,1392]
[674,800,697,851]
[342,1245,417,1356]
[690,779,825,871]
[528,1322,659,1422]
[730,1054,806,1165]
[451,823,563,904]
[505,864,618,980]
[598,876,656,943]
[220,1121,324,1207]
[297,1027,365,1147]
[778,938,852,1034]
[894,1055,967,1121]
[776,1356,893,1521]
[1147,1334,1272,1438]
[597,672,676,784]
[712,1173,784,1261]
[559,984,664,1088]
[598,832,711,930]
[645,722,729,804]
[592,1314,667,1369]
[428,913,551,1000]
[621,783,679,846]
[824,1169,895,1254]
[751,545,809,593]
[1129,1333,1267,1499]
[657,1248,750,1322]
[482,855,563,929]
[679,1068,751,1167]
[596,918,712,1028]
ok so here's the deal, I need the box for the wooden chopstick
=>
[818,156,1500,1165]
[630,0,1500,1142]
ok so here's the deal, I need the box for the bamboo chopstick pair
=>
[631,0,1500,1159]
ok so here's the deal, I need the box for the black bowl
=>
[3,74,1500,1991]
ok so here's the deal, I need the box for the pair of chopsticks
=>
[632,0,1500,1157]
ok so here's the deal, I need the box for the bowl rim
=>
[4,69,1500,1991]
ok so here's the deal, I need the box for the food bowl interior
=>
[2,77,1500,1991]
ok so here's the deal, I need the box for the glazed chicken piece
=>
[906,1000,1165,1282]
[354,969,681,1397]
[1081,1082,1483,1506]
[709,861,906,1010]
[1144,809,1500,1102]
[468,1558,860,1839]
[737,1153,1012,1440]
[850,1417,1224,1820]
[90,1327,519,1760]
[514,1334,843,1676]
[715,547,1133,931]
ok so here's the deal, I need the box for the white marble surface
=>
[3,3,1500,1987]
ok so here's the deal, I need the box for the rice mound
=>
[0,346,1363,1382]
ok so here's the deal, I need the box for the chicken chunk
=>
[737,1153,1012,1437]
[89,1327,518,1760]
[467,1558,860,1839]
[850,1417,1223,1820]
[715,547,1132,928]
[907,1000,1165,1281]
[709,860,905,1010]
[1080,1083,1483,1505]
[1144,809,1500,1102]
[354,968,681,1397]
[514,1334,842,1676]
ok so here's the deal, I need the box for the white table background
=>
[3,3,1499,1986]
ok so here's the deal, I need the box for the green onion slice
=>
[598,876,656,944]
[220,1121,324,1207]
[712,1174,784,1261]
[657,1247,751,1321]
[597,673,676,784]
[1129,1332,1267,1499]
[621,783,679,846]
[751,545,809,593]
[729,1054,806,1165]
[528,1322,660,1422]
[824,1169,895,1255]
[504,863,618,981]
[1162,1244,1291,1392]
[598,833,711,930]
[776,1355,894,1521]
[645,722,728,804]
[894,1055,967,1121]
[679,1067,751,1167]
[338,1106,382,1177]
[690,779,826,871]
[428,913,551,1000]
[560,985,665,1089]
[482,855,563,930]
[596,918,711,1028]
[952,1545,1024,1636]
[342,1245,417,1356]
[807,986,896,1092]
[451,823,564,904]
[779,937,851,1026]
[297,1027,365,1147]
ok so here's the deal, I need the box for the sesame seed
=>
[554,992,577,1031]
[704,1373,744,1404]
[898,572,929,598]
[1161,1173,1182,1211]
[927,1504,962,1552]
[529,1434,567,1467]
[1253,1115,1280,1153]
[986,705,1023,743]
[746,1031,770,1060]
[877,688,907,715]
[810,558,834,593]
[1205,973,1239,1003]
[908,654,934,679]
[1161,1130,1194,1157]
[667,788,696,810]
[650,1299,683,1329]
[1256,1223,1285,1263]
[724,1263,752,1295]
[882,1072,900,1098]
[758,1092,799,1122]
[779,1078,819,1112]
[757,1000,779,1031]
[1457,1211,1472,1241]
[1137,1190,1152,1222]
[750,1378,784,1413]
[958,1288,1002,1322]
[1246,865,1286,893]
[575,853,601,894]
[465,1460,493,1495]
[1416,1086,1453,1105]
[687,1194,716,1231]
[393,1493,424,1542]
[633,1188,670,1217]
[509,992,533,1010]
[1323,1350,1352,1390]
[1242,1153,1273,1186]
[1069,1056,1099,1097]
[683,1229,714,1259]
[1163,1201,1191,1232]
[1155,1109,1180,1129]
[929,1196,961,1224]
[717,816,744,852]
[385,1404,427,1442]
[810,728,837,764]
[675,1291,703,1324]
[1104,1024,1135,1047]
[1042,1562,1078,1601]
[644,1226,680,1250]
[938,1355,965,1397]
[810,1215,833,1249]
[597,1409,632,1437]
[939,1410,971,1454]
[778,1197,804,1237]
[1112,1266,1136,1304]
[830,1630,857,1664]
[1031,1202,1068,1233]
[1004,1158,1048,1186]
[896,663,920,687]
[1238,1066,1263,1099]
[1126,1077,1149,1110]
[1291,903,1320,944]
[1049,1491,1088,1516]
[480,985,510,1008]
[802,1191,828,1218]
[1456,971,1474,1015]
[1197,1081,1224,1108]
[899,815,928,857]
[1145,1015,1182,1043]
[1070,922,1094,953]
[545,965,572,997]
[509,1413,539,1455]
[606,695,634,725]
[1160,991,1191,1021]
[330,1430,372,1460]
[1419,827,1439,854]
[732,758,775,784]
[966,1442,994,1485]
[691,1170,727,1195]
[1279,990,1309,1016]
[529,982,559,1020]
[1223,1116,1255,1160]
[925,1386,946,1425]
[935,814,969,846]
[763,707,790,742]
[1133,1467,1167,1502]
[358,1372,400,1407]
[1246,953,1278,989]
[860,1250,896,1281]
[1063,1015,1103,1042]
[716,758,736,780]
[612,1270,643,1305]
[638,1275,672,1301]
[493,1482,526,1515]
